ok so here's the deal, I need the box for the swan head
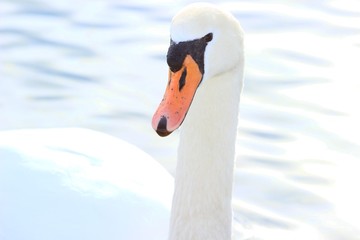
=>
[152,3,244,137]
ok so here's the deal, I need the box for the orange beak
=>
[152,54,203,137]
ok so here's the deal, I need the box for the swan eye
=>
[203,33,213,42]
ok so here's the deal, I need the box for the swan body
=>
[0,3,244,240]
[0,128,173,240]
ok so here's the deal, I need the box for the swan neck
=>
[169,66,243,240]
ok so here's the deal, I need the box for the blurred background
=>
[1,0,360,239]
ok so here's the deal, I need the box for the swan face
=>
[152,3,244,137]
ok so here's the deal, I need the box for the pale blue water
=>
[1,0,360,239]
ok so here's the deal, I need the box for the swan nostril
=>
[156,116,172,137]
[179,68,187,91]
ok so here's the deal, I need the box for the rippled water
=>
[1,0,360,239]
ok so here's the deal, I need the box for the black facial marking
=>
[167,43,186,73]
[204,33,213,42]
[179,68,187,91]
[167,33,213,74]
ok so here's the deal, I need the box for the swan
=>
[0,128,173,240]
[0,3,244,240]
[152,3,244,239]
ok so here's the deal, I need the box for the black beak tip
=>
[156,116,172,137]
[156,129,172,137]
